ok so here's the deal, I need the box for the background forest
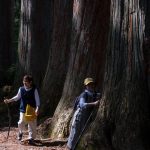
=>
[0,0,150,150]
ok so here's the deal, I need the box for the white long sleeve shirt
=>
[11,86,40,108]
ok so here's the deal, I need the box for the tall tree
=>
[143,0,150,95]
[41,0,73,117]
[78,0,150,149]
[48,0,110,139]
[0,0,12,86]
[17,0,53,87]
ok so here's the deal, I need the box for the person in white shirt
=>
[4,75,40,144]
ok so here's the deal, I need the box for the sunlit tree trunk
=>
[17,0,52,87]
[48,0,110,139]
[40,0,73,117]
[78,0,150,150]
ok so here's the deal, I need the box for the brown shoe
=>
[17,132,23,141]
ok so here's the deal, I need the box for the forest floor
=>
[0,127,67,150]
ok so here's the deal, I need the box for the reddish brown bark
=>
[49,0,110,140]
[17,0,52,87]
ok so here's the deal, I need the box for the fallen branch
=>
[20,138,68,146]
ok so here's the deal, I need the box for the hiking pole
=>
[72,110,94,150]
[3,97,12,140]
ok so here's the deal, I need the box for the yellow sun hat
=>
[84,77,94,86]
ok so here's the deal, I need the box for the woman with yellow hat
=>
[66,77,100,150]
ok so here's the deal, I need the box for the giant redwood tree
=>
[4,0,149,149]
[78,0,150,149]
[45,0,150,150]
[41,0,73,117]
[17,0,52,87]
[48,0,110,139]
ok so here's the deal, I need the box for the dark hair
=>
[23,75,33,82]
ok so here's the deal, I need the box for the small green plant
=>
[6,64,17,84]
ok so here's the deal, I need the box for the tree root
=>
[20,138,67,146]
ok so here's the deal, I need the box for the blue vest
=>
[20,86,36,113]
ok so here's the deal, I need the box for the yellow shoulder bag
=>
[25,104,37,122]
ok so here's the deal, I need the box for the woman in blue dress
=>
[66,77,100,150]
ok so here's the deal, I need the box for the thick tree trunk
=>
[0,0,12,86]
[143,0,150,96]
[11,0,150,149]
[78,0,150,150]
[17,0,52,87]
[40,0,73,117]
[48,0,110,139]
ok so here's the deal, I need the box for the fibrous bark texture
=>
[81,0,150,150]
[41,0,73,117]
[18,0,52,87]
[49,0,110,140]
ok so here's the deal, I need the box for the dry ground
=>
[0,127,67,150]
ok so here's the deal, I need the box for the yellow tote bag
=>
[25,104,37,122]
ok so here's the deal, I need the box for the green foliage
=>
[0,64,16,100]
[6,64,17,85]
[7,64,16,76]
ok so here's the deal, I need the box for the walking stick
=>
[3,98,12,140]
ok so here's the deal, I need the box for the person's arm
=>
[86,100,99,107]
[4,88,21,103]
[79,97,99,109]
[34,89,40,116]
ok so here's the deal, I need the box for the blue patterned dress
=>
[67,89,97,150]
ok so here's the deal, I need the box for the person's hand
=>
[4,99,10,104]
[94,100,100,106]
[35,108,39,116]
